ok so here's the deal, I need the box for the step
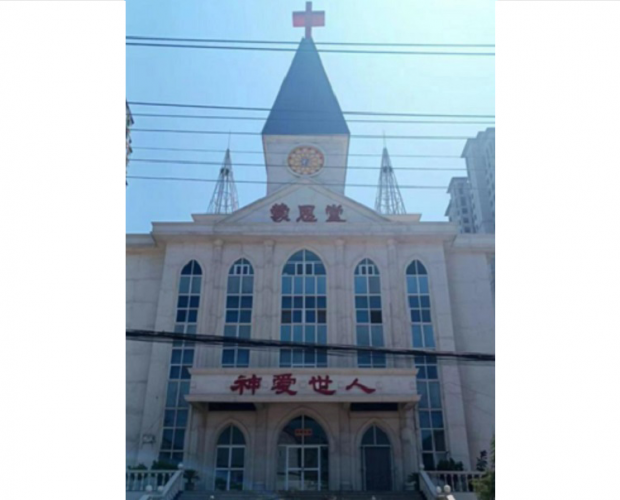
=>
[179,492,424,500]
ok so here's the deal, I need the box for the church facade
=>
[126,22,495,493]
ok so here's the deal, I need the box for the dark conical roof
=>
[262,38,349,136]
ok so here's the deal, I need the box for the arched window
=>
[406,260,446,470]
[354,259,386,368]
[222,259,254,367]
[215,426,246,491]
[361,425,392,490]
[160,260,202,464]
[280,250,327,367]
[277,415,329,491]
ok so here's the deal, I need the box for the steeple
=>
[207,149,239,214]
[262,37,349,136]
[375,147,407,215]
[261,3,350,196]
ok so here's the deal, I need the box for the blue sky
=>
[126,0,494,233]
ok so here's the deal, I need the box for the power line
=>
[130,158,470,172]
[127,101,495,120]
[127,35,495,49]
[131,112,495,127]
[132,128,474,141]
[126,329,495,363]
[126,175,448,189]
[131,146,471,159]
[127,41,494,57]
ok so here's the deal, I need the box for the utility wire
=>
[126,329,495,363]
[131,112,495,126]
[127,42,495,57]
[130,147,473,159]
[127,101,495,120]
[132,128,473,141]
[126,175,447,189]
[127,35,495,49]
[130,158,475,172]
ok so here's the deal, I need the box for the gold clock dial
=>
[287,146,325,175]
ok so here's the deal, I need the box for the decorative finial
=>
[293,2,325,39]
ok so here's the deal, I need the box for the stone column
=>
[257,240,275,367]
[386,239,409,368]
[185,404,206,486]
[334,239,350,367]
[399,404,419,481]
[203,239,224,368]
[339,404,353,490]
[253,405,269,490]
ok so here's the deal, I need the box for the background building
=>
[444,177,476,234]
[446,128,495,235]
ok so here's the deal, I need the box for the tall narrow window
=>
[354,259,386,368]
[215,426,246,491]
[222,259,254,367]
[159,260,202,465]
[280,250,327,367]
[406,260,446,470]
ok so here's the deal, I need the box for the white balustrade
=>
[125,470,178,492]
[133,470,184,500]
[426,471,483,493]
[419,470,440,499]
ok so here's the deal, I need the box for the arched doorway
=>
[277,415,329,491]
[361,425,393,491]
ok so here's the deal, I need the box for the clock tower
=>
[262,4,350,195]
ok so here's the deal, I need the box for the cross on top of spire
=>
[293,2,325,39]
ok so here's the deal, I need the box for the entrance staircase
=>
[179,492,425,500]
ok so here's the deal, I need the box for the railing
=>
[420,470,440,499]
[126,469,178,492]
[138,470,184,500]
[426,471,483,493]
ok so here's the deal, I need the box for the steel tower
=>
[207,148,239,214]
[375,147,407,215]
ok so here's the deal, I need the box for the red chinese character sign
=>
[230,374,262,395]
[271,374,297,395]
[228,374,380,397]
[270,204,346,223]
[271,203,291,222]
[345,378,376,394]
[325,204,346,222]
[296,205,317,222]
[308,375,336,395]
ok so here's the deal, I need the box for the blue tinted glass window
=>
[161,260,202,465]
[280,250,328,367]
[222,259,254,368]
[354,259,385,368]
[407,260,445,469]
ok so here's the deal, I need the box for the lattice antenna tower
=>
[207,148,239,214]
[375,145,407,214]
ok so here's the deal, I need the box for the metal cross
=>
[292,2,325,39]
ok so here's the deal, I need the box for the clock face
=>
[287,146,325,176]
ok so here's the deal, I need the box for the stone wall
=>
[126,250,164,463]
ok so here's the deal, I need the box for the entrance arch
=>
[361,425,393,491]
[277,415,328,491]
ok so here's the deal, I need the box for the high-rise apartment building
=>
[445,177,476,234]
[461,127,495,234]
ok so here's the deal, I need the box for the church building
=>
[126,4,495,494]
